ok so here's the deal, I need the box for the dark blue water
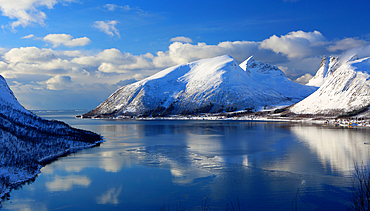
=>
[2,110,370,210]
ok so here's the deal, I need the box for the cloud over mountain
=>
[0,30,369,109]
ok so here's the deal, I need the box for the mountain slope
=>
[290,55,370,115]
[0,76,29,113]
[306,56,339,87]
[239,56,317,100]
[0,76,102,200]
[81,55,295,118]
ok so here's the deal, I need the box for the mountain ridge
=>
[81,55,316,118]
[0,75,103,201]
[290,55,370,115]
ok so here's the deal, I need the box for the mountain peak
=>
[239,56,317,100]
[347,54,359,62]
[319,55,327,68]
[306,55,339,87]
[82,55,296,118]
[239,55,254,73]
[291,55,370,114]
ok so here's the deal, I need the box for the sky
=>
[0,0,370,110]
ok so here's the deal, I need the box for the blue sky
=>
[0,0,369,110]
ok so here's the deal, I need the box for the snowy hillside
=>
[240,56,317,100]
[306,56,339,87]
[290,55,370,115]
[0,76,29,114]
[0,76,102,201]
[81,55,309,118]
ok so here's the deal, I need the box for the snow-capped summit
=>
[82,55,297,118]
[240,55,284,77]
[290,56,370,115]
[239,56,317,100]
[306,56,339,87]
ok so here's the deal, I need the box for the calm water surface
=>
[2,110,370,210]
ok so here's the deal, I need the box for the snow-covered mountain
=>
[290,55,370,115]
[0,76,102,200]
[82,55,316,118]
[0,76,29,114]
[240,56,317,100]
[306,56,339,87]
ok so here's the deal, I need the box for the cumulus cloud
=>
[0,0,73,30]
[151,40,287,68]
[45,75,73,90]
[170,36,193,43]
[2,30,370,110]
[4,47,56,64]
[43,34,91,48]
[2,31,370,81]
[93,20,120,38]
[295,73,313,84]
[71,48,154,73]
[260,30,326,59]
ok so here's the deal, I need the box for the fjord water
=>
[2,111,370,210]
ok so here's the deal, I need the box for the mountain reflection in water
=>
[2,113,370,211]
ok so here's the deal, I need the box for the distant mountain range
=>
[81,55,316,118]
[0,75,102,200]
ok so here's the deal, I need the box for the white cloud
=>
[2,30,370,110]
[260,30,326,59]
[44,75,73,90]
[170,36,193,43]
[0,0,74,30]
[93,20,120,38]
[73,48,154,73]
[327,38,369,52]
[151,40,285,68]
[295,73,313,85]
[43,34,91,48]
[4,47,56,64]
[21,34,35,39]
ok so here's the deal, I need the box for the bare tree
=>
[349,163,370,211]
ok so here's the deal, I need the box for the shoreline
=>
[78,111,370,129]
[0,139,104,205]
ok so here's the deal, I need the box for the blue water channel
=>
[2,110,369,210]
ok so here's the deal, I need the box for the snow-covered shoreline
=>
[0,138,104,204]
[82,111,370,129]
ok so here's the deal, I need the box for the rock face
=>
[290,55,370,115]
[240,56,317,100]
[306,56,339,87]
[0,75,102,199]
[82,55,316,118]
